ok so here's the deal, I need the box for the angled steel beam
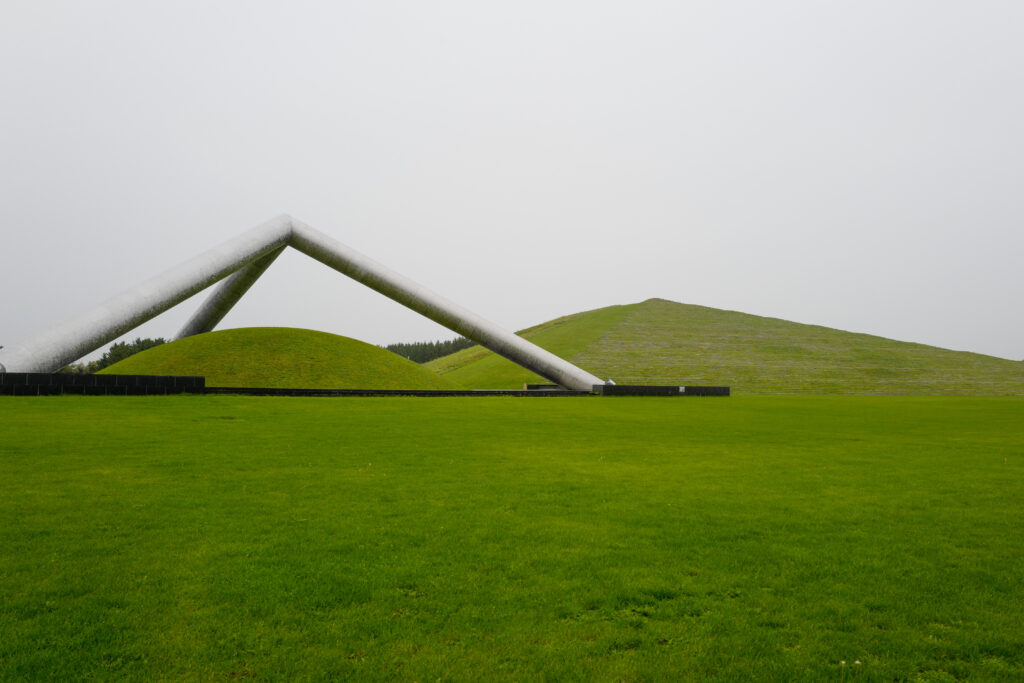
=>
[176,246,286,340]
[0,215,605,390]
[287,219,603,391]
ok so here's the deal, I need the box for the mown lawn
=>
[1,396,1022,681]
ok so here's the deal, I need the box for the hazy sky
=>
[2,1,1022,361]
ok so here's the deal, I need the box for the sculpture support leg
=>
[288,220,603,391]
[176,246,286,339]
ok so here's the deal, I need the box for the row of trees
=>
[59,337,166,374]
[385,336,475,363]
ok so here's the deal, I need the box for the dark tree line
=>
[385,336,475,363]
[59,337,167,374]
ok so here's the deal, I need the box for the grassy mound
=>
[100,327,457,389]
[427,298,1024,394]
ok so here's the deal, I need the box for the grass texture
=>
[427,299,1024,394]
[2,395,1023,681]
[100,327,457,390]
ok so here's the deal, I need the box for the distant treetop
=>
[385,337,475,364]
[60,337,166,374]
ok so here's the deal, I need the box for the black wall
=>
[593,384,730,396]
[0,373,205,396]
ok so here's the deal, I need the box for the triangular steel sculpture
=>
[0,215,604,390]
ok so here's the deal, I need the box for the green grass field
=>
[2,396,1022,681]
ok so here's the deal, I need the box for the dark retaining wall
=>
[593,384,731,396]
[0,374,729,397]
[0,373,205,396]
[204,387,591,397]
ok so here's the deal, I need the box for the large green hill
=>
[426,298,1024,394]
[100,327,457,390]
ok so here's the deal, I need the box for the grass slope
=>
[100,327,457,390]
[2,395,1023,680]
[426,303,638,389]
[428,298,1024,394]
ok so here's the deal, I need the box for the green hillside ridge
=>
[100,327,458,390]
[426,298,1024,395]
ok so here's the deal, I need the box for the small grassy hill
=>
[100,327,458,390]
[426,298,1024,394]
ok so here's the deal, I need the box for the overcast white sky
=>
[2,1,1022,361]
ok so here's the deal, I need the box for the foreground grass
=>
[1,396,1022,681]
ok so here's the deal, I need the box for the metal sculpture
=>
[0,215,603,390]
